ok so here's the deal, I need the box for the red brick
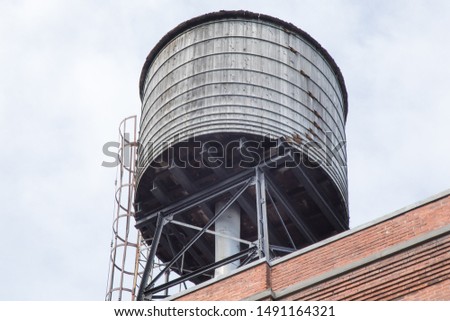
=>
[174,194,450,301]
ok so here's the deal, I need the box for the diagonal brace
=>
[144,176,254,292]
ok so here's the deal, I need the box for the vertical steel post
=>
[255,167,270,260]
[137,213,165,301]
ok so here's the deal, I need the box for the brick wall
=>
[400,278,450,300]
[280,233,450,300]
[173,193,450,301]
[271,195,449,293]
[176,261,270,301]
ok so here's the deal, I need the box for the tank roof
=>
[139,10,348,120]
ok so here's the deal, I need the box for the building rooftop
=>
[168,188,450,300]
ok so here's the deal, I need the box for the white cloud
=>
[0,0,449,299]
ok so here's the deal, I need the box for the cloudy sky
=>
[0,0,449,300]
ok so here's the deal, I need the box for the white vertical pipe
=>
[214,200,241,277]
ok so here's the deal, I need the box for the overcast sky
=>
[0,0,449,300]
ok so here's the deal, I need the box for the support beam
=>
[151,179,213,264]
[150,181,170,206]
[168,219,253,246]
[255,168,270,259]
[139,222,187,272]
[135,169,254,228]
[270,245,296,254]
[145,247,257,297]
[144,177,253,292]
[169,166,204,196]
[169,165,216,221]
[137,214,165,301]
[201,147,284,247]
[163,223,208,268]
[266,188,297,250]
[262,168,318,244]
[291,160,347,231]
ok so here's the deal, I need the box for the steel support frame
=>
[202,146,284,247]
[265,188,297,250]
[255,167,270,259]
[135,169,255,228]
[148,247,258,297]
[138,175,255,300]
[136,148,344,300]
[263,167,318,244]
[168,219,254,246]
[136,213,165,301]
[289,154,347,231]
[150,179,213,266]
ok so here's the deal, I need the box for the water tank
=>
[134,10,349,297]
